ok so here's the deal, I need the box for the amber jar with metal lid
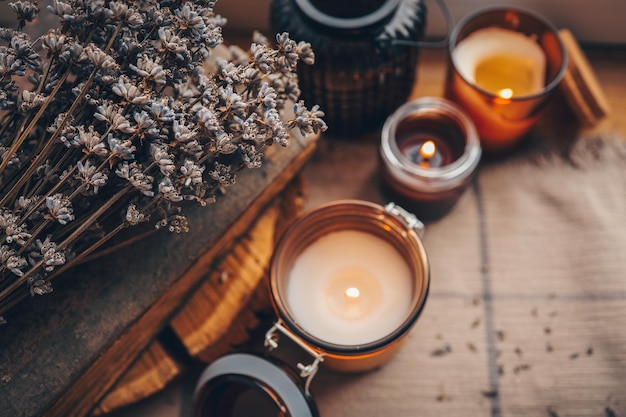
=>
[193,201,430,416]
[270,0,426,136]
[268,200,429,372]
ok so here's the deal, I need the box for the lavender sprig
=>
[0,0,327,320]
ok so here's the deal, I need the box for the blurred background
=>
[213,0,626,45]
[0,0,624,46]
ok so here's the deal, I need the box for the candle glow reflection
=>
[345,287,360,299]
[498,88,514,99]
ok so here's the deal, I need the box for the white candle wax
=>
[453,27,546,97]
[285,230,413,346]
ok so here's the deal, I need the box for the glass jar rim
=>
[294,0,401,30]
[448,6,568,101]
[269,200,430,355]
[380,97,481,193]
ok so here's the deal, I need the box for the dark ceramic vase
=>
[271,0,426,136]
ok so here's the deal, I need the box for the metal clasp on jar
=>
[384,202,425,238]
[265,321,326,396]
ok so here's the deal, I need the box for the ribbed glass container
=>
[271,0,426,136]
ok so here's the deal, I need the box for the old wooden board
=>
[92,341,183,416]
[92,177,305,415]
[0,132,317,417]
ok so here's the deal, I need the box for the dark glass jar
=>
[270,0,426,136]
[379,97,481,222]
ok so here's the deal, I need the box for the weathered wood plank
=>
[91,341,182,416]
[170,206,278,359]
[171,177,304,362]
[94,177,304,413]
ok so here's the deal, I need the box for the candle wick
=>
[419,140,436,160]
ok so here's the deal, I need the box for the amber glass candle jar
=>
[193,201,430,416]
[270,0,426,136]
[269,200,430,372]
[444,7,567,153]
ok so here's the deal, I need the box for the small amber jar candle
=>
[444,7,567,153]
[380,97,481,222]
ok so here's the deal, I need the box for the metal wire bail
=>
[390,0,454,49]
[265,321,326,395]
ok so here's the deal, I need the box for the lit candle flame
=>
[419,140,436,160]
[497,88,514,99]
[345,287,360,299]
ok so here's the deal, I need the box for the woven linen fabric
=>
[310,136,626,417]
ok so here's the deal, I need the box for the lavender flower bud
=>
[214,130,237,154]
[0,209,31,245]
[76,126,108,157]
[257,83,277,109]
[296,41,315,65]
[158,177,183,202]
[115,162,154,196]
[239,143,262,169]
[107,134,136,160]
[112,77,150,105]
[85,44,116,70]
[30,279,53,296]
[10,1,39,23]
[130,55,167,85]
[20,90,46,112]
[42,30,67,54]
[45,194,74,225]
[35,237,66,272]
[75,161,108,194]
[150,144,176,176]
[125,204,148,226]
[158,27,188,58]
[209,162,235,188]
[47,0,75,21]
[133,111,159,138]
[7,255,27,277]
[150,101,175,123]
[166,215,189,233]
[180,160,204,187]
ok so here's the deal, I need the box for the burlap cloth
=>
[306,135,626,417]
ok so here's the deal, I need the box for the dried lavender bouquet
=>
[0,0,326,321]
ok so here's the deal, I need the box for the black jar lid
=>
[192,353,319,417]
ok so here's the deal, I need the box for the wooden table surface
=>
[102,42,626,417]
